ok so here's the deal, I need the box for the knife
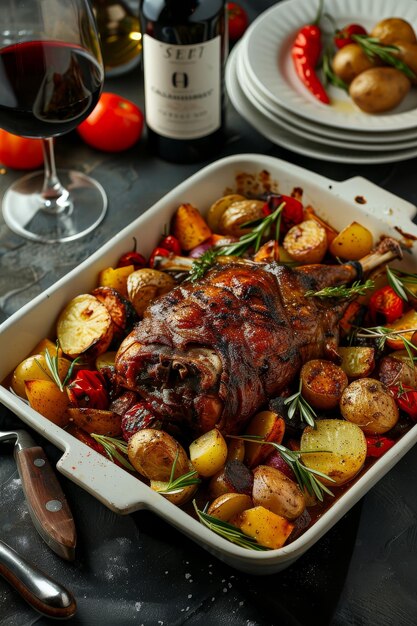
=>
[0,539,77,618]
[0,429,77,561]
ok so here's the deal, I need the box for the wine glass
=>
[0,0,107,243]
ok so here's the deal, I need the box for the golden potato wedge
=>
[207,492,253,522]
[385,309,417,350]
[234,506,294,549]
[252,465,305,521]
[12,353,71,399]
[128,429,189,481]
[329,221,373,260]
[127,268,175,317]
[206,194,246,232]
[244,411,286,468]
[57,294,113,359]
[300,419,367,486]
[283,220,327,264]
[171,203,212,251]
[189,428,228,477]
[338,346,376,379]
[29,338,61,357]
[217,199,266,237]
[25,379,69,427]
[97,265,135,298]
[300,359,348,410]
[340,379,399,435]
[67,407,122,437]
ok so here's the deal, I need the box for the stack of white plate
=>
[225,0,417,164]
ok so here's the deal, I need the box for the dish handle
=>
[332,176,417,222]
[56,441,154,515]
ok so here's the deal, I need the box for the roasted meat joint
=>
[115,237,402,436]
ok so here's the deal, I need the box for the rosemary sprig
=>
[91,434,136,472]
[155,451,201,495]
[386,266,417,302]
[193,500,269,551]
[352,34,416,80]
[284,379,317,428]
[41,341,81,391]
[228,435,335,501]
[322,46,348,91]
[305,279,374,300]
[188,200,285,283]
[355,325,417,364]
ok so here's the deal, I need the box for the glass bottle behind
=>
[93,0,142,76]
[140,0,227,163]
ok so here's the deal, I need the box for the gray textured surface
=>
[1,1,417,624]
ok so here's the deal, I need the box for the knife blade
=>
[0,429,77,560]
[0,539,77,618]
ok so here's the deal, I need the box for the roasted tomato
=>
[77,92,144,152]
[67,370,109,409]
[0,129,44,170]
[227,2,249,41]
[334,23,367,48]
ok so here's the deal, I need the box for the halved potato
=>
[57,294,113,359]
[283,220,327,264]
[300,419,367,486]
[300,359,348,410]
[128,429,190,481]
[206,194,246,232]
[127,269,175,317]
[150,462,198,506]
[217,199,266,237]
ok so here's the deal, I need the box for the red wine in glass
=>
[0,0,107,244]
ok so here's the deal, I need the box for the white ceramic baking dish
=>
[1,154,417,575]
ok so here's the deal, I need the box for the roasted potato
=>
[98,265,134,298]
[300,359,348,410]
[332,43,379,84]
[57,294,113,359]
[127,268,175,317]
[233,506,294,549]
[300,419,367,486]
[329,221,373,260]
[349,67,411,114]
[371,17,417,45]
[378,355,417,388]
[25,379,69,427]
[189,428,228,477]
[391,41,417,84]
[67,407,122,437]
[340,378,399,434]
[338,346,376,379]
[252,465,306,521]
[207,492,253,522]
[12,353,71,399]
[217,199,266,237]
[244,410,285,468]
[92,286,139,342]
[150,461,198,506]
[128,429,190,481]
[206,194,246,232]
[283,219,327,264]
[171,203,212,251]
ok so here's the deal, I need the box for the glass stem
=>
[41,138,72,214]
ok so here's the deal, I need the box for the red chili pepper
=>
[291,0,330,105]
[148,246,171,268]
[117,237,146,271]
[158,234,182,255]
[365,435,395,458]
[369,285,404,325]
[334,23,367,49]
[67,370,109,409]
[389,385,417,420]
[264,193,304,232]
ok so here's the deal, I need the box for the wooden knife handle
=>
[15,446,77,560]
[0,540,76,619]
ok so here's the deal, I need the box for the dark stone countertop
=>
[1,2,417,625]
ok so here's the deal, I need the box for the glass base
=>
[2,169,108,243]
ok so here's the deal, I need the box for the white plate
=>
[243,0,417,131]
[238,40,417,144]
[227,44,417,163]
[236,44,417,151]
[0,154,416,575]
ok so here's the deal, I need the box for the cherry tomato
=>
[334,23,367,49]
[227,2,249,41]
[67,370,109,409]
[0,129,44,170]
[369,285,404,325]
[389,385,417,420]
[159,234,182,255]
[77,92,144,152]
[365,435,395,458]
[148,246,171,268]
[117,237,147,270]
[263,193,304,233]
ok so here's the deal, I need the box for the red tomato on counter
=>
[77,92,144,153]
[227,2,249,41]
[0,129,44,170]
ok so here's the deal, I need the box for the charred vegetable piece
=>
[243,411,286,468]
[121,401,162,441]
[92,286,139,341]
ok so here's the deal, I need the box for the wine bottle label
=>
[143,34,221,140]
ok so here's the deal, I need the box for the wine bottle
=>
[139,0,227,163]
